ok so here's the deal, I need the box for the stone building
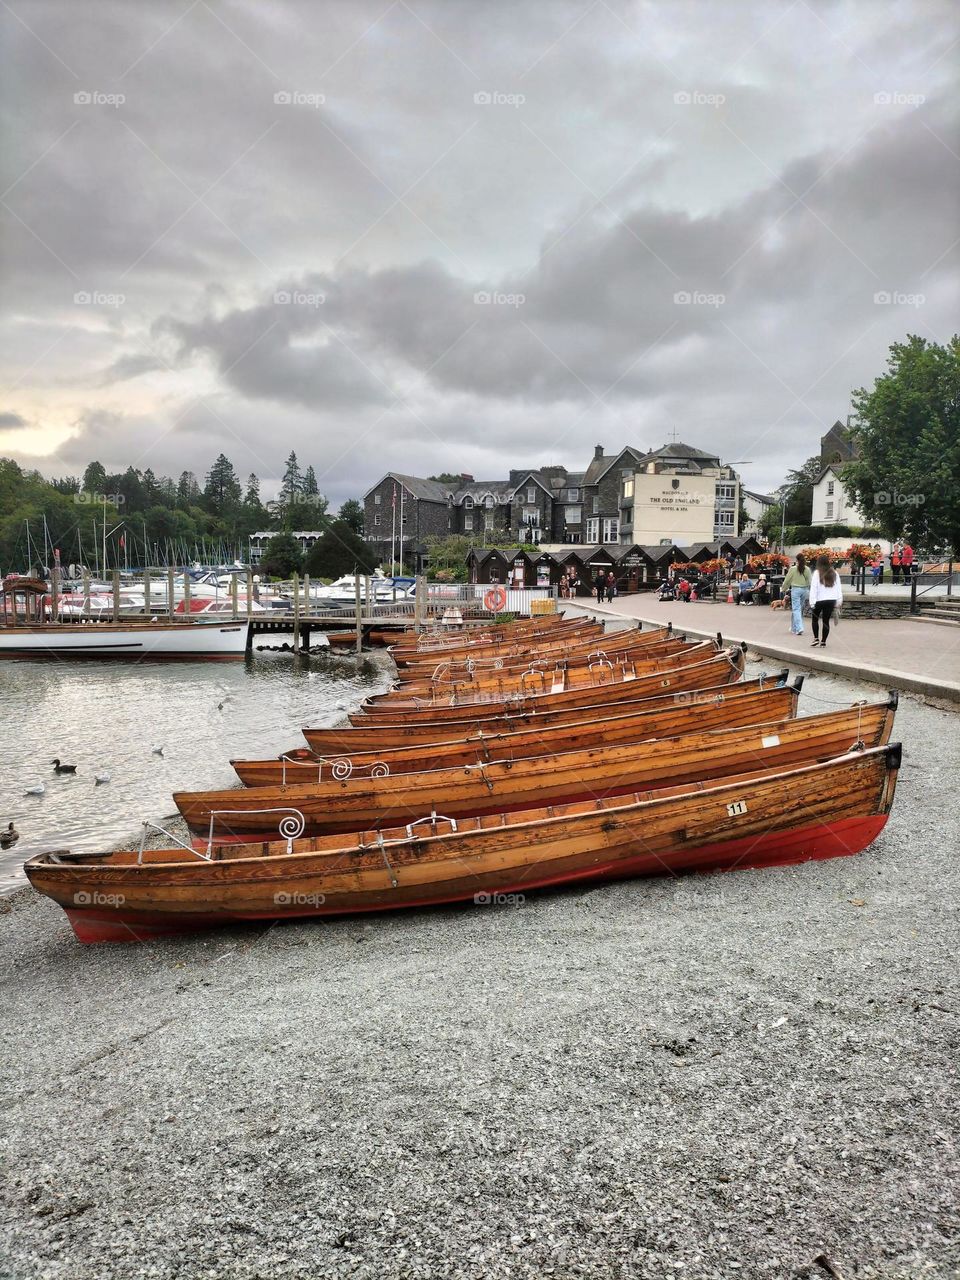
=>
[362,440,745,567]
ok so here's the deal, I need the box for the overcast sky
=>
[1,0,957,503]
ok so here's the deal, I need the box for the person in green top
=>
[781,553,813,635]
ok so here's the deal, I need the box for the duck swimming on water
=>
[24,783,45,797]
[0,823,18,849]
[51,759,77,774]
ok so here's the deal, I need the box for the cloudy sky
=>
[1,0,957,503]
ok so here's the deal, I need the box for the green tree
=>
[302,465,319,497]
[244,473,262,507]
[304,520,378,578]
[258,531,303,577]
[844,335,960,553]
[177,470,200,504]
[279,451,303,505]
[428,473,463,486]
[82,460,107,495]
[338,498,364,534]
[776,456,821,526]
[203,454,242,516]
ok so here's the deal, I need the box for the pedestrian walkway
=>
[564,594,960,703]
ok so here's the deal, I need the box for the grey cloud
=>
[0,412,29,429]
[1,0,957,501]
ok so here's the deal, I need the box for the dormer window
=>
[483,494,494,508]
[464,496,474,509]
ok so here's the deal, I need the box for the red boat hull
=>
[61,813,887,944]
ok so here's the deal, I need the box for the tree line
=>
[0,449,365,575]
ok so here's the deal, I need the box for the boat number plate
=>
[761,734,780,748]
[726,800,748,816]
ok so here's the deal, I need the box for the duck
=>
[151,744,164,756]
[51,759,77,774]
[0,823,19,849]
[94,772,111,786]
[24,783,45,797]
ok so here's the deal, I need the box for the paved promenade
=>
[565,593,960,702]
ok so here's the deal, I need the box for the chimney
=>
[594,444,604,460]
[460,473,474,482]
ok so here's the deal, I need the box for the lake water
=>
[0,647,393,890]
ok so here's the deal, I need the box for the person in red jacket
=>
[901,542,915,579]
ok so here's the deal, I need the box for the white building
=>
[810,420,863,528]
[248,531,326,565]
[742,489,776,533]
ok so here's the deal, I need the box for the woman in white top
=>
[809,555,844,647]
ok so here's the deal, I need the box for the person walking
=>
[891,541,902,584]
[594,570,606,604]
[558,572,570,600]
[781,553,812,635]
[605,570,617,603]
[809,554,843,648]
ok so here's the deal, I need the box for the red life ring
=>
[484,586,507,613]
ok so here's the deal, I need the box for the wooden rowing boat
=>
[354,649,747,724]
[236,678,808,786]
[390,615,593,656]
[302,670,788,747]
[27,744,902,943]
[396,613,571,646]
[394,622,674,672]
[175,701,895,838]
[392,621,605,667]
[373,640,720,705]
[395,630,690,688]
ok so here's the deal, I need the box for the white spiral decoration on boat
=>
[493,658,503,669]
[371,762,390,778]
[331,757,354,780]
[279,811,306,841]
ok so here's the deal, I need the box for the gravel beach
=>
[1,661,958,1280]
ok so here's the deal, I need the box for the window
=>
[526,486,536,503]
[716,510,734,528]
[592,496,600,514]
[586,517,600,543]
[716,483,736,501]
[464,514,474,531]
[622,476,634,499]
[483,494,494,508]
[827,480,835,496]
[565,488,579,502]
[464,496,474,509]
[564,505,582,524]
[825,501,834,519]
[602,517,619,543]
[522,508,540,527]
[374,512,381,526]
[374,493,382,504]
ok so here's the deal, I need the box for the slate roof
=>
[384,472,450,502]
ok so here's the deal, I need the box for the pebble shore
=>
[1,663,957,1279]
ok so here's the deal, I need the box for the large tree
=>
[338,498,364,534]
[259,531,303,578]
[279,451,303,505]
[776,456,821,526]
[304,520,378,578]
[844,335,960,553]
[177,470,200,504]
[203,454,242,516]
